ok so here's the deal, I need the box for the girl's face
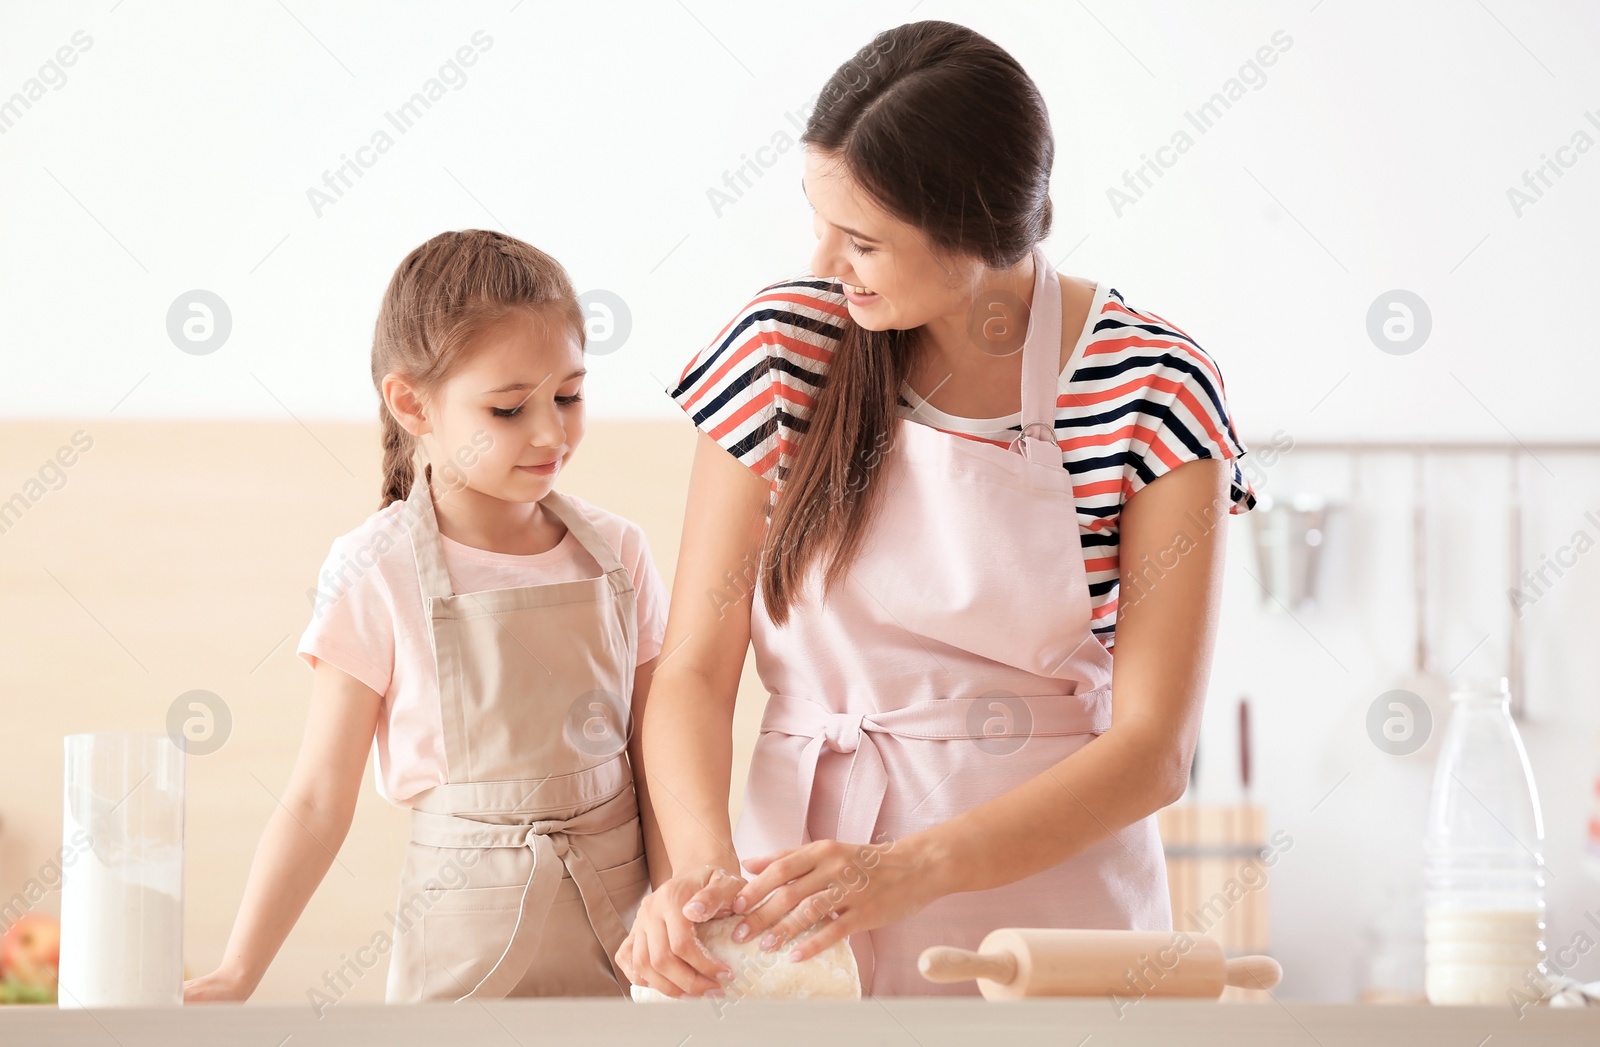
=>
[803,148,986,331]
[414,308,586,505]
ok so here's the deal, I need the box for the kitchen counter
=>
[0,998,1594,1046]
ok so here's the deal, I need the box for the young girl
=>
[183,230,669,1003]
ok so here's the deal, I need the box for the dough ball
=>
[629,914,860,1000]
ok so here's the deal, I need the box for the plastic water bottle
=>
[1423,677,1547,1005]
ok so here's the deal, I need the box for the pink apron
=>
[733,246,1172,996]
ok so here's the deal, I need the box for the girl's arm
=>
[626,656,673,886]
[184,659,382,1001]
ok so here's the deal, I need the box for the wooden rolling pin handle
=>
[917,946,1019,986]
[1224,954,1283,991]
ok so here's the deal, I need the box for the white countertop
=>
[1,998,1595,1046]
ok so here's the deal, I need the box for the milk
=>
[1424,908,1545,1006]
[58,733,185,1009]
[1422,681,1547,1008]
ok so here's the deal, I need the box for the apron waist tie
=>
[408,784,639,1000]
[761,690,1111,846]
[758,690,1110,995]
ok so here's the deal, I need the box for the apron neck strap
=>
[1014,244,1064,468]
[536,488,627,577]
[407,465,454,600]
[406,464,627,602]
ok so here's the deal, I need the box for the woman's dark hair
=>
[760,19,1055,624]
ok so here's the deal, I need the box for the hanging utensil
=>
[1508,452,1526,721]
[1239,698,1252,800]
[1407,452,1452,759]
[1250,493,1333,611]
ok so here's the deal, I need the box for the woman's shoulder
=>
[1066,285,1256,513]
[668,272,848,482]
[672,273,848,397]
[1072,285,1231,390]
[728,271,850,341]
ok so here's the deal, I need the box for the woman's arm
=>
[638,430,771,879]
[614,430,771,996]
[728,456,1232,957]
[918,456,1228,895]
[184,659,382,1000]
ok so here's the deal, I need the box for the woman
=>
[619,19,1257,998]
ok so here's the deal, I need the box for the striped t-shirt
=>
[667,273,1257,651]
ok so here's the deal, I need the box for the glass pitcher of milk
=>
[58,732,185,1008]
[1423,677,1546,1006]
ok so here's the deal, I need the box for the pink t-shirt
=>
[295,490,670,807]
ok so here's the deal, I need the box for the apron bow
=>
[821,711,864,753]
[408,786,638,1000]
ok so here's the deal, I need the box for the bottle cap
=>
[1449,675,1510,702]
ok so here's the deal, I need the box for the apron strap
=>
[760,689,1110,848]
[537,489,629,578]
[1011,244,1065,469]
[406,463,455,601]
[406,466,634,602]
[408,784,640,999]
[539,489,638,658]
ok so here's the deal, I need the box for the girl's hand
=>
[723,836,945,963]
[183,966,251,1003]
[615,864,747,998]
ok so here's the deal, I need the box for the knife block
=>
[1156,803,1274,1003]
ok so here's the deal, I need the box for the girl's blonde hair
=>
[371,229,586,508]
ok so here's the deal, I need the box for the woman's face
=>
[408,308,587,505]
[803,148,982,332]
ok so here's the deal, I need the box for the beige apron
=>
[384,465,649,1002]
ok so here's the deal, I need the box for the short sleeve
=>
[631,534,669,666]
[296,535,395,697]
[1118,311,1258,514]
[666,276,840,486]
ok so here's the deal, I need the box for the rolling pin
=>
[919,928,1282,1000]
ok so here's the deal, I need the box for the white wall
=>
[3,0,1598,1001]
[1211,447,1600,999]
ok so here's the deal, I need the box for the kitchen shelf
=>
[1240,438,1600,455]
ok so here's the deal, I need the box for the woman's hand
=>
[723,835,947,963]
[182,966,251,1003]
[615,864,747,998]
